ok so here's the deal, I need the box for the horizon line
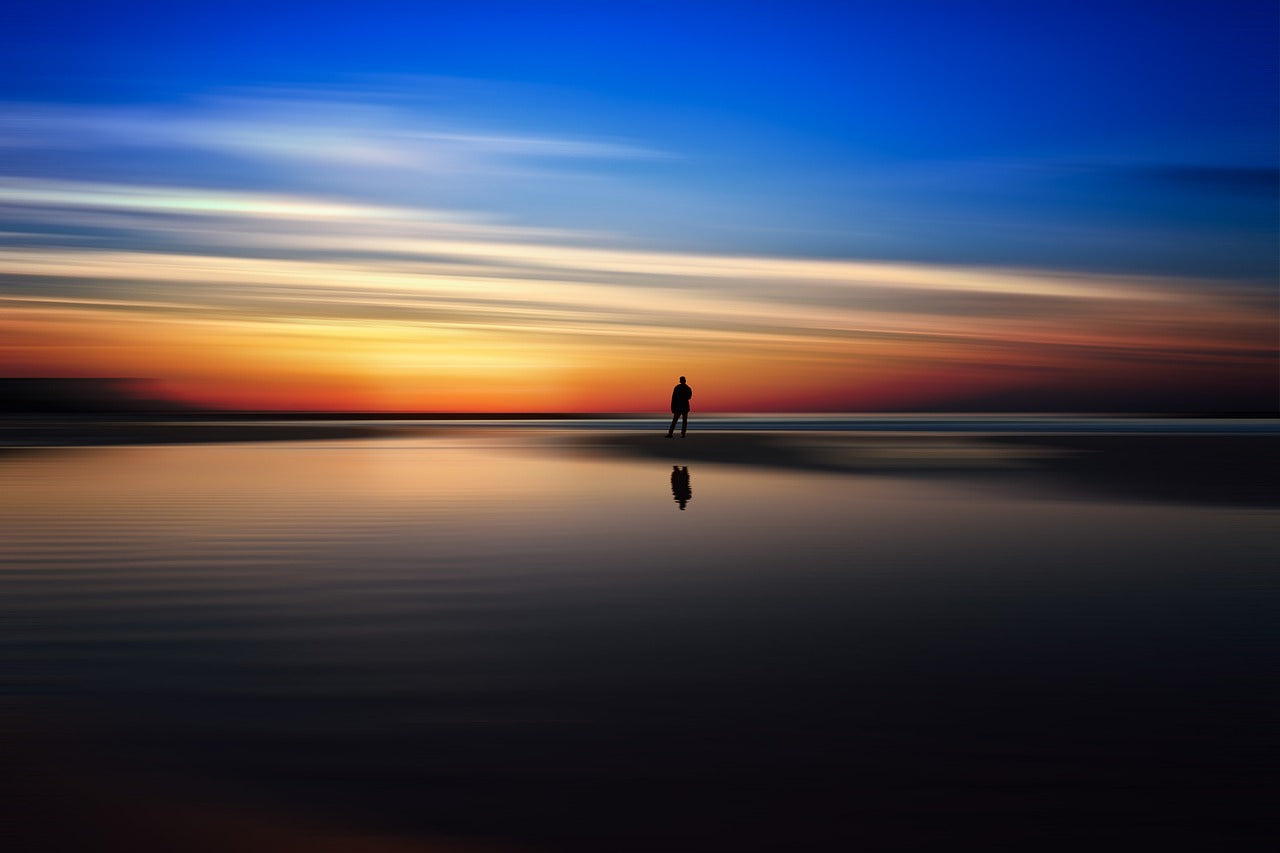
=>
[10,410,1278,419]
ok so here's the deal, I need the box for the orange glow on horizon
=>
[4,292,1273,413]
[2,211,1275,413]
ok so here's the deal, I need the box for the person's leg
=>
[667,413,680,437]
[680,411,688,437]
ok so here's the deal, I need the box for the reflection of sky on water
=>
[1,433,1275,850]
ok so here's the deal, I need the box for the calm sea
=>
[2,428,1275,851]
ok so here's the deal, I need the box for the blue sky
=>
[5,0,1276,273]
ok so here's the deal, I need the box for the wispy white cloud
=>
[0,91,668,174]
[0,177,461,221]
[0,81,693,254]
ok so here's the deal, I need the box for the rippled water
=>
[2,432,1275,851]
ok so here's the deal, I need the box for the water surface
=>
[2,430,1275,851]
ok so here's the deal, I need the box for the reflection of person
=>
[667,376,692,438]
[671,465,691,510]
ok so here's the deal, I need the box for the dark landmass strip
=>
[0,378,192,413]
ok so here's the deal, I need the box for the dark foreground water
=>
[2,429,1276,851]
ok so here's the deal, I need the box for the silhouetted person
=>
[667,376,692,438]
[671,465,691,509]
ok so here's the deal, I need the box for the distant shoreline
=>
[5,410,1276,420]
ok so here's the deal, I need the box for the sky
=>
[1,0,1276,412]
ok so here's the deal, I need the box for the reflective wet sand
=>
[2,429,1276,851]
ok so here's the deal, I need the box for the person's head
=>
[679,376,686,384]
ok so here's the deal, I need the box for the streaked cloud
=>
[0,90,667,173]
[0,80,1274,411]
[0,177,461,222]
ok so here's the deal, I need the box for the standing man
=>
[667,375,692,438]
